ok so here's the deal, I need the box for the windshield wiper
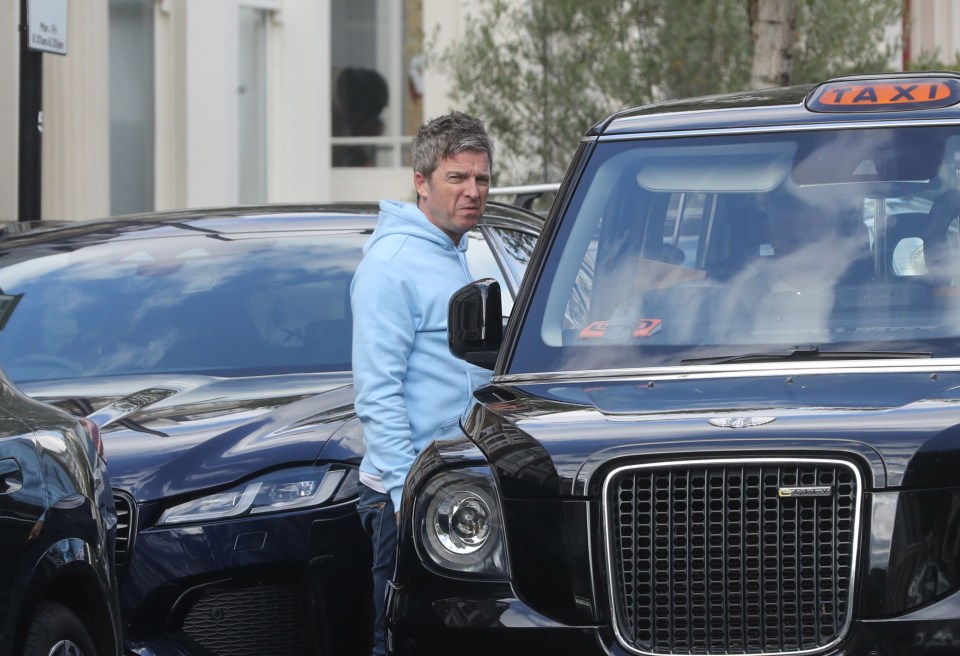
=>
[680,344,932,366]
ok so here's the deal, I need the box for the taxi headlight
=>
[415,466,510,578]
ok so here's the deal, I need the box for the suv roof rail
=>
[489,183,560,211]
[0,220,72,239]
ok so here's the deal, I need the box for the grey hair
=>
[411,111,494,181]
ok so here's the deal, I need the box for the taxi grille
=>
[603,458,861,655]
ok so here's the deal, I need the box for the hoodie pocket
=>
[430,415,461,442]
[466,367,492,392]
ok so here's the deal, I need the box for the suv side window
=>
[465,226,538,317]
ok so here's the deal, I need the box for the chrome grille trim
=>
[494,357,960,385]
[112,490,136,581]
[602,458,862,656]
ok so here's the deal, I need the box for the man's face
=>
[415,150,491,245]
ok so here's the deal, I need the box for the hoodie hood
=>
[365,200,467,254]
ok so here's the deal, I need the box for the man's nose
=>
[463,176,480,198]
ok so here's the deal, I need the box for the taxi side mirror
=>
[448,279,502,369]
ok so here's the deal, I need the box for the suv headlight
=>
[415,466,510,578]
[158,465,359,525]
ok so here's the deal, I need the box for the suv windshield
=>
[511,125,960,373]
[0,232,367,380]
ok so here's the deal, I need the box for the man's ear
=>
[414,171,429,199]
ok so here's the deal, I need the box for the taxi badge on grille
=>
[707,416,776,428]
[778,486,833,498]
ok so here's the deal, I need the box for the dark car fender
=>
[10,504,122,656]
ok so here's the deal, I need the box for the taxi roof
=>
[593,71,960,138]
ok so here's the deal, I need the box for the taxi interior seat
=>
[700,197,772,283]
[825,209,938,328]
[883,212,933,281]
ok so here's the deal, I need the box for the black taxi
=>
[390,72,960,655]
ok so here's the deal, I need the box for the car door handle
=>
[0,459,22,494]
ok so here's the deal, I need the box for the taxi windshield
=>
[511,125,960,373]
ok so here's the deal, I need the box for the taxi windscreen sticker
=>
[807,77,960,113]
[579,319,662,340]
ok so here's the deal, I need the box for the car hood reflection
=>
[18,372,358,502]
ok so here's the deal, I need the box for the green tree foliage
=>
[434,0,901,183]
[791,0,901,83]
[906,49,960,72]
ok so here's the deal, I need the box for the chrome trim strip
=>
[586,498,599,618]
[600,457,862,656]
[494,357,960,385]
[610,102,805,124]
[489,182,561,196]
[596,118,960,141]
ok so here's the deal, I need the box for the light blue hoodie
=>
[351,199,487,509]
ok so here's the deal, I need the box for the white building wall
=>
[183,0,240,207]
[422,0,462,121]
[329,0,469,204]
[0,1,109,221]
[42,2,110,220]
[154,0,460,208]
[0,0,480,218]
[154,0,186,210]
[911,0,960,63]
[18,2,960,221]
[155,0,239,209]
[267,1,330,203]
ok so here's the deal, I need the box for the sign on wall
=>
[27,0,69,56]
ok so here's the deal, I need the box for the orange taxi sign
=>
[807,77,960,113]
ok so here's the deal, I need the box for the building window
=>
[331,0,423,168]
[109,0,155,215]
[238,5,269,204]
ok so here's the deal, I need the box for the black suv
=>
[390,72,960,655]
[0,202,541,656]
[0,367,121,656]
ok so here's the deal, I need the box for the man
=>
[763,196,871,291]
[734,193,874,334]
[350,111,494,656]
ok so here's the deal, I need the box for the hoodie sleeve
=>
[351,253,419,509]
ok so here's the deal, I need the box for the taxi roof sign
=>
[807,77,960,113]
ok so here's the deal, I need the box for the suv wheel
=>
[23,601,97,656]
